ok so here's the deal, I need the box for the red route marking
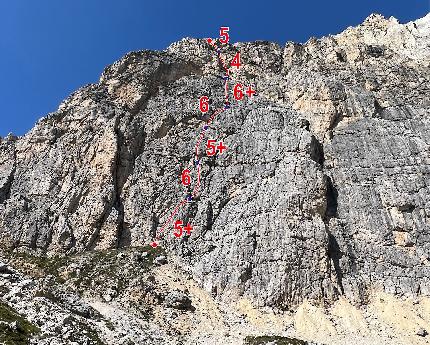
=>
[155,200,187,240]
[194,107,224,168]
[195,108,224,162]
[195,132,206,160]
[206,38,229,73]
[192,164,202,197]
[219,55,229,72]
[207,107,224,125]
[157,202,177,226]
[152,38,240,245]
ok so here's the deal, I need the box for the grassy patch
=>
[9,245,164,291]
[73,245,165,293]
[0,302,40,345]
[2,247,166,344]
[245,336,307,345]
[55,315,106,345]
[74,319,106,345]
[9,251,69,283]
[34,289,62,304]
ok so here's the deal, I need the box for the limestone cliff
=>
[0,13,429,345]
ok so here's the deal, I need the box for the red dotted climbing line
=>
[150,38,232,248]
[156,200,188,239]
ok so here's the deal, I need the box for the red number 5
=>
[206,139,217,156]
[174,220,183,238]
[219,27,229,44]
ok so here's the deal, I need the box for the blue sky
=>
[0,1,428,137]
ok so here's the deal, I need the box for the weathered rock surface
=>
[0,12,430,345]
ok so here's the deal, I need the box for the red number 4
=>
[231,52,241,68]
[219,27,229,44]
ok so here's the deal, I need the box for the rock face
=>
[0,12,429,318]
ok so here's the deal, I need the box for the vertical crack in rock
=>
[0,144,17,205]
[327,232,345,295]
[0,165,16,205]
[205,201,214,233]
[309,135,325,165]
[328,106,344,134]
[372,98,385,118]
[113,125,127,248]
[150,213,159,239]
[86,113,147,250]
[324,176,344,295]
[325,176,338,219]
[115,119,147,248]
[240,231,257,284]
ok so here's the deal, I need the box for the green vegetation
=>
[245,336,307,345]
[73,245,165,293]
[0,302,40,345]
[72,319,106,345]
[2,246,168,344]
[9,251,70,283]
[34,289,62,304]
[7,245,164,326]
[9,245,165,293]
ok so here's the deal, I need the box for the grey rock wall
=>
[0,13,429,309]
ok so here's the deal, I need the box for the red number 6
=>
[234,84,244,100]
[199,96,209,113]
[181,169,191,186]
